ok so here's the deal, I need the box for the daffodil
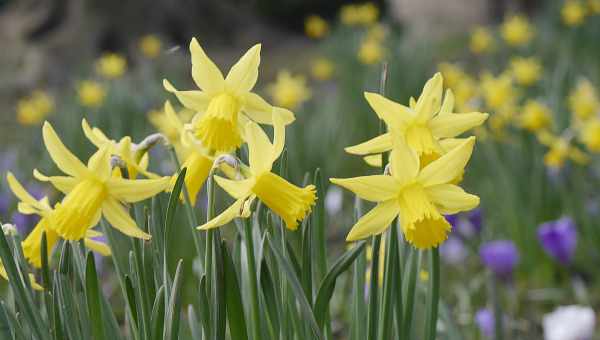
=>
[438,63,467,91]
[358,38,385,65]
[310,58,334,81]
[6,172,111,268]
[148,104,194,157]
[501,15,534,47]
[568,79,599,121]
[332,137,479,248]
[77,80,106,108]
[96,53,127,79]
[139,34,162,58]
[518,100,553,132]
[579,118,600,152]
[164,38,295,153]
[562,1,587,26]
[537,131,589,168]
[345,73,488,164]
[510,57,542,86]
[267,71,312,110]
[470,26,495,54]
[33,122,170,240]
[305,15,329,39]
[198,118,316,231]
[81,119,159,179]
[340,3,379,26]
[589,0,600,14]
[480,72,518,110]
[16,91,54,126]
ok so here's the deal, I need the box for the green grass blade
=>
[150,285,166,340]
[164,259,184,340]
[222,243,249,340]
[85,252,105,340]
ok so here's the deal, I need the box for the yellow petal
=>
[426,184,479,214]
[164,100,184,130]
[85,229,103,238]
[271,114,286,162]
[6,172,49,212]
[190,38,225,93]
[163,79,211,112]
[214,176,254,199]
[273,107,296,125]
[418,137,475,187]
[242,92,275,123]
[439,89,454,115]
[106,177,170,203]
[225,44,261,94]
[346,200,400,241]
[84,238,112,256]
[245,121,273,174]
[197,198,245,230]
[82,119,111,148]
[345,133,392,155]
[390,137,419,184]
[415,73,443,123]
[87,147,112,180]
[364,92,412,130]
[42,122,89,178]
[33,169,77,194]
[330,176,400,202]
[429,112,489,138]
[102,198,151,240]
[363,154,382,167]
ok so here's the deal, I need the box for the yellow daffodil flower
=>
[568,79,599,121]
[453,76,480,112]
[345,73,488,164]
[358,38,385,65]
[148,104,194,157]
[340,3,379,26]
[480,72,518,110]
[305,15,329,39]
[501,15,534,47]
[518,100,553,132]
[16,91,54,126]
[470,26,495,54]
[77,80,106,108]
[139,34,162,58]
[537,130,589,168]
[199,118,316,231]
[562,1,587,26]
[267,71,312,110]
[332,137,479,248]
[96,53,127,79]
[579,118,600,152]
[366,23,388,41]
[310,58,334,81]
[437,63,467,91]
[33,122,170,240]
[164,38,295,153]
[6,172,111,268]
[589,0,600,14]
[81,119,158,179]
[510,56,542,86]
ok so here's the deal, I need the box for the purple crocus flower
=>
[475,308,495,338]
[446,208,483,239]
[12,212,39,236]
[440,236,467,265]
[0,193,10,215]
[480,240,520,280]
[537,217,577,265]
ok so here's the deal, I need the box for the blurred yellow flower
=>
[268,70,312,110]
[470,26,495,54]
[366,23,388,41]
[579,118,600,152]
[419,270,430,282]
[538,130,589,168]
[358,38,385,65]
[77,80,106,108]
[310,58,334,81]
[568,78,599,121]
[501,15,534,47]
[340,3,379,26]
[518,100,553,132]
[16,91,54,125]
[96,53,127,79]
[589,0,600,13]
[139,34,162,59]
[510,56,542,86]
[438,63,468,90]
[164,39,295,153]
[562,1,587,26]
[305,15,329,39]
[148,104,193,156]
[480,72,518,110]
[453,76,480,112]
[488,105,516,138]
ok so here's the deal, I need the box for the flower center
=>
[252,172,316,230]
[397,183,450,249]
[194,93,242,152]
[50,179,107,240]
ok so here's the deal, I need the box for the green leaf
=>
[0,302,14,340]
[164,167,187,258]
[222,243,249,340]
[85,252,105,340]
[150,286,166,340]
[164,259,184,340]
[313,241,366,329]
[124,275,140,327]
[188,305,203,340]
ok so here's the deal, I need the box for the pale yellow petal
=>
[364,92,412,130]
[197,198,245,230]
[163,79,211,112]
[107,177,171,203]
[84,238,112,256]
[164,100,184,131]
[102,198,151,240]
[242,92,274,123]
[6,172,48,211]
[81,119,111,148]
[214,176,254,199]
[363,154,382,167]
[225,44,261,94]
[345,133,392,155]
[426,184,480,214]
[33,169,77,194]
[273,107,295,125]
[87,147,112,180]
[245,121,273,174]
[271,113,286,162]
[429,112,489,138]
[190,38,225,93]
[330,176,400,202]
[415,73,443,122]
[390,137,419,184]
[346,200,400,241]
[42,122,89,178]
[418,137,475,187]
[439,89,455,115]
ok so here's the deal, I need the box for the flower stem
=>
[243,218,262,340]
[367,234,381,340]
[425,247,440,340]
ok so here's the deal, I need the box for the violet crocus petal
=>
[537,217,577,265]
[0,193,10,215]
[12,212,39,236]
[475,308,495,338]
[468,208,483,234]
[440,236,467,265]
[479,240,520,279]
[445,214,459,228]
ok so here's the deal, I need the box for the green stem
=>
[492,276,504,340]
[425,248,440,340]
[401,249,419,339]
[378,222,399,340]
[205,176,215,338]
[243,218,262,340]
[367,235,381,340]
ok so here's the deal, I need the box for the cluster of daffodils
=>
[16,91,55,126]
[332,73,487,248]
